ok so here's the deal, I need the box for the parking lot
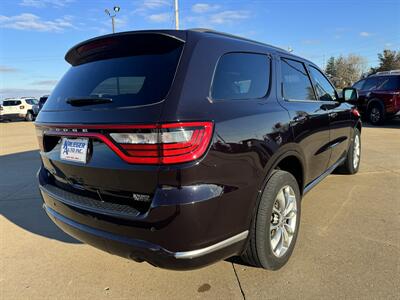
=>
[0,120,399,299]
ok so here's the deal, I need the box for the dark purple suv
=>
[35,30,362,270]
[352,71,400,125]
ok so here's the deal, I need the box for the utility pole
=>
[105,6,120,34]
[174,0,179,30]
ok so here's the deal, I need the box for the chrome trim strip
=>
[174,231,249,259]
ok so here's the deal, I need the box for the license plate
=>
[60,137,89,163]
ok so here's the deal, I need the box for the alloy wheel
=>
[270,185,297,257]
[353,134,360,169]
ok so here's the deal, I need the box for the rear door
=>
[278,57,331,184]
[307,65,352,167]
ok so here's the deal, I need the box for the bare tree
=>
[328,54,367,88]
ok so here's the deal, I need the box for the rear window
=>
[211,53,270,100]
[3,100,21,106]
[44,40,183,110]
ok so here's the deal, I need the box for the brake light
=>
[20,105,25,109]
[110,122,213,164]
[39,122,214,165]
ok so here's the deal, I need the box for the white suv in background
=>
[0,98,38,121]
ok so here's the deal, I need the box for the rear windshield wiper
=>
[66,97,113,106]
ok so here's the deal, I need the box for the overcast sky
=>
[1,0,399,99]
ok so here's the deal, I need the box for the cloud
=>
[192,3,220,13]
[359,31,372,37]
[209,10,250,24]
[32,80,58,86]
[0,13,75,32]
[19,0,74,8]
[148,13,170,23]
[142,0,170,9]
[0,66,18,73]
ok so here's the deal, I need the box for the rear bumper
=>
[38,167,248,270]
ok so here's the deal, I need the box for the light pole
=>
[105,6,120,33]
[174,0,179,30]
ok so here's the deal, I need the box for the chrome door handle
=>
[293,115,307,123]
[329,112,338,118]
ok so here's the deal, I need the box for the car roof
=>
[65,29,316,67]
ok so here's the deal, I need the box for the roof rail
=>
[189,28,288,53]
[374,70,400,75]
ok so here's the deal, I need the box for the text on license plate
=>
[60,137,89,163]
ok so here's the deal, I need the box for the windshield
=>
[44,45,183,111]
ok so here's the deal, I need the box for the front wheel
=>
[241,170,301,270]
[368,103,385,125]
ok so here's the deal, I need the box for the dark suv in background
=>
[352,71,400,125]
[35,30,362,270]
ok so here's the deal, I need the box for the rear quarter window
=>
[377,76,400,91]
[210,53,271,100]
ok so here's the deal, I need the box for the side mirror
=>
[342,87,358,102]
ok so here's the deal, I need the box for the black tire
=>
[336,128,361,174]
[367,102,385,125]
[25,111,33,122]
[241,170,301,270]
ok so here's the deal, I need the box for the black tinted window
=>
[3,100,21,106]
[309,66,337,101]
[39,97,48,104]
[25,99,38,105]
[44,46,183,110]
[363,77,380,91]
[281,59,315,100]
[353,79,365,90]
[211,53,270,100]
[377,76,400,91]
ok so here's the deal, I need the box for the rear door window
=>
[281,58,316,100]
[211,53,270,100]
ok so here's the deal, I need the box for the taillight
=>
[20,105,25,109]
[0,106,3,111]
[351,108,360,118]
[110,122,213,164]
[38,122,214,165]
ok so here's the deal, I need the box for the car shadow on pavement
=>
[362,117,400,129]
[0,150,80,244]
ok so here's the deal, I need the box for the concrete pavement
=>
[1,120,399,299]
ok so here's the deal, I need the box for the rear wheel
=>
[368,103,385,125]
[25,111,33,122]
[241,170,301,270]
